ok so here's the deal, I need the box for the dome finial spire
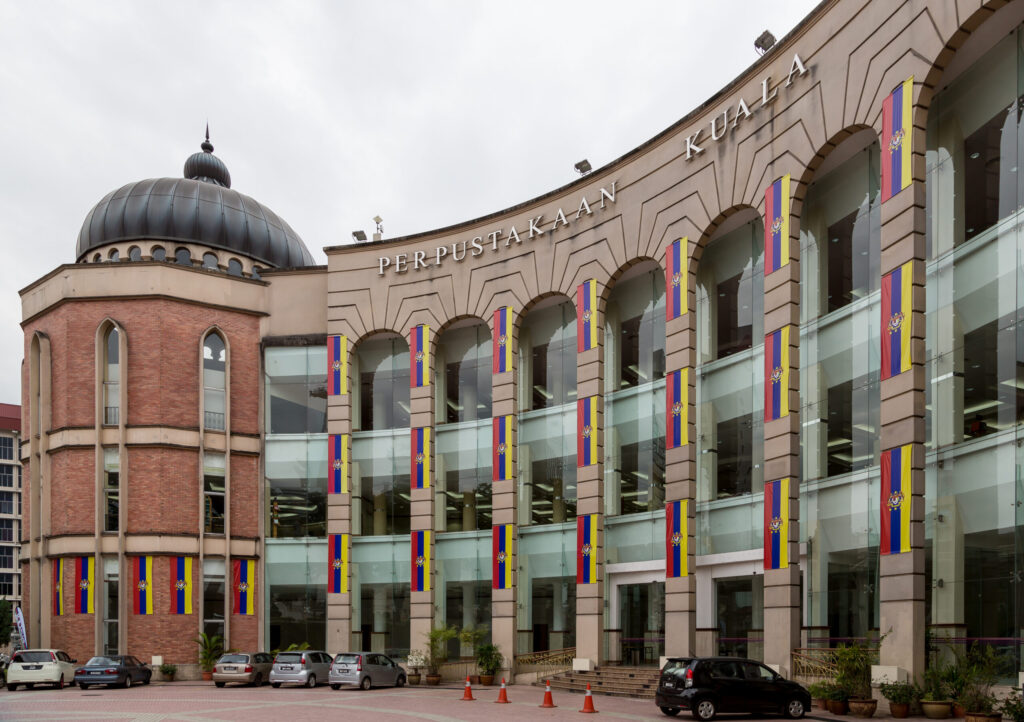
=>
[201,123,214,153]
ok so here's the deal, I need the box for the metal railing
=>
[514,646,576,676]
[204,411,225,430]
[103,406,119,426]
[791,646,879,683]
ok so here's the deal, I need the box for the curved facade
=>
[20,0,1024,684]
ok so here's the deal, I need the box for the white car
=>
[7,649,78,690]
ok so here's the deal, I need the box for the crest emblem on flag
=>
[582,309,592,322]
[671,272,681,288]
[175,579,187,591]
[237,581,248,592]
[497,442,506,453]
[888,311,904,334]
[416,452,424,463]
[332,558,343,570]
[416,555,425,567]
[582,425,592,438]
[137,580,148,591]
[496,550,506,563]
[333,458,342,470]
[415,350,424,362]
[581,543,592,557]
[889,128,905,151]
[498,334,507,346]
[332,359,342,371]
[79,579,89,590]
[769,516,783,533]
[888,490,904,511]
[671,532,682,547]
[671,402,682,417]
[771,217,783,234]
[770,366,783,383]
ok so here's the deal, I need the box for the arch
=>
[150,245,166,262]
[175,247,192,266]
[201,328,228,432]
[202,252,220,271]
[127,246,142,262]
[108,248,120,262]
[96,319,125,427]
[92,253,101,263]
[227,258,243,277]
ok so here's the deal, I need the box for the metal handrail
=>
[514,646,576,674]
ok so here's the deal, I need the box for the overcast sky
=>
[0,0,819,407]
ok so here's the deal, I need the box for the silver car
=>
[269,650,332,688]
[329,652,406,690]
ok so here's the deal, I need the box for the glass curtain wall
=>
[604,265,666,517]
[517,526,577,653]
[800,135,882,641]
[264,345,328,649]
[435,322,492,531]
[518,300,577,526]
[925,25,1024,677]
[695,217,765,554]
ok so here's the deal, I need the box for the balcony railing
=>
[204,411,225,430]
[103,407,119,426]
[514,646,576,676]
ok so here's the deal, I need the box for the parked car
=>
[213,652,273,687]
[654,656,810,720]
[269,650,332,688]
[6,649,78,691]
[328,652,406,690]
[74,655,151,689]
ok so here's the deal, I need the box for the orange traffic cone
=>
[579,682,598,713]
[539,679,557,708]
[461,676,475,701]
[495,677,510,703]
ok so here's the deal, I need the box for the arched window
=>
[203,333,226,431]
[251,266,262,280]
[175,247,192,266]
[151,246,166,262]
[128,246,142,262]
[103,326,120,426]
[92,253,101,263]
[202,253,219,270]
[108,249,120,262]
[227,259,243,277]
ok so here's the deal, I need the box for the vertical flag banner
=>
[881,76,914,202]
[666,368,687,450]
[764,478,790,570]
[134,555,153,615]
[412,427,431,489]
[665,238,686,320]
[493,306,513,374]
[328,334,348,395]
[329,434,349,494]
[233,559,256,615]
[764,326,791,421]
[170,556,193,614]
[577,396,598,467]
[53,558,65,616]
[576,514,599,584]
[410,324,430,387]
[411,530,431,592]
[329,533,349,594]
[577,279,599,352]
[666,500,688,578]
[881,445,912,555]
[881,260,913,380]
[76,556,95,615]
[764,175,791,273]
[493,415,513,481]
[493,524,514,590]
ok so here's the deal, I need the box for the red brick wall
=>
[50,449,95,535]
[50,558,95,663]
[125,555,200,665]
[126,447,199,535]
[230,454,259,539]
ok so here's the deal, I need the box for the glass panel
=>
[204,334,226,431]
[518,405,576,526]
[352,430,410,536]
[265,540,326,650]
[435,421,491,531]
[697,220,764,363]
[265,347,327,434]
[266,438,326,538]
[517,525,576,654]
[436,323,491,423]
[619,582,664,665]
[351,536,410,656]
[519,301,576,411]
[435,532,491,659]
[355,335,410,431]
[715,575,764,660]
[104,448,119,532]
[605,381,665,516]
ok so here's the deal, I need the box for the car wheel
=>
[57,675,64,689]
[330,684,340,691]
[692,698,716,721]
[395,675,405,688]
[305,675,316,688]
[359,675,371,691]
[252,673,262,687]
[25,684,34,690]
[143,673,150,685]
[271,682,281,688]
[7,684,16,691]
[215,681,226,688]
[660,708,681,717]
[784,698,806,719]
[124,675,132,689]
[79,683,89,690]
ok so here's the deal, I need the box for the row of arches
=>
[85,244,264,279]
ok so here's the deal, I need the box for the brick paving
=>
[0,681,916,722]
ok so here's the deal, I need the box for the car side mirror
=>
[71,659,77,664]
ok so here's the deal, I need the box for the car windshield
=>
[276,653,302,663]
[335,654,360,663]
[13,652,53,663]
[219,654,248,663]
[85,656,120,666]
[662,659,693,676]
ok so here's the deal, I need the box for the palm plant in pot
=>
[459,625,487,684]
[835,642,877,718]
[475,643,503,686]
[807,681,831,711]
[424,625,458,685]
[920,663,953,720]
[880,680,920,719]
[194,632,224,682]
[954,645,999,722]
[821,680,850,715]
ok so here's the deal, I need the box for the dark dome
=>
[77,134,315,269]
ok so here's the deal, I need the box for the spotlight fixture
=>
[754,30,776,55]
[373,215,383,234]
[574,159,592,175]
[352,230,367,242]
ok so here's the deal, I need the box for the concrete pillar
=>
[409,323,437,660]
[877,86,927,683]
[326,333,353,653]
[762,182,802,675]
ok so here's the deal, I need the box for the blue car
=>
[74,655,151,689]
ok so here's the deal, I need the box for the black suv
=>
[655,656,810,719]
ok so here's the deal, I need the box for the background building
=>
[18,0,1024,684]
[0,403,21,607]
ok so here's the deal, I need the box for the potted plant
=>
[459,625,487,684]
[880,680,920,719]
[955,645,1000,722]
[807,681,831,711]
[406,650,425,685]
[835,642,877,718]
[921,663,953,719]
[475,643,503,686]
[424,626,458,685]
[158,663,178,682]
[1000,688,1024,722]
[822,680,850,715]
[195,632,224,682]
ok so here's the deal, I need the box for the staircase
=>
[535,666,662,698]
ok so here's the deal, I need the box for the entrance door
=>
[619,582,665,666]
